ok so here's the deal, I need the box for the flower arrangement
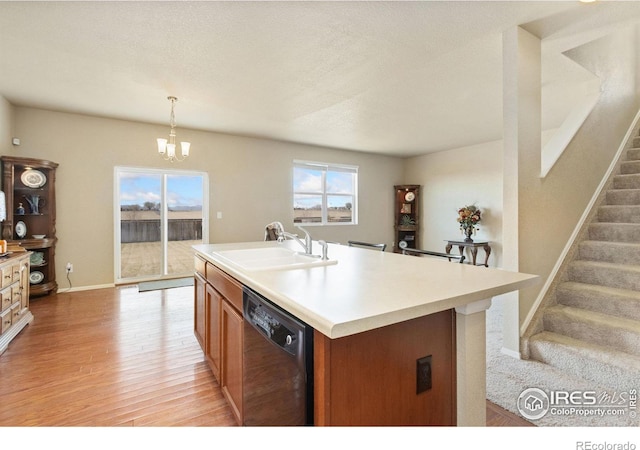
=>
[457,204,481,241]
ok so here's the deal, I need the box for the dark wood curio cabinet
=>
[1,156,59,297]
[393,184,420,253]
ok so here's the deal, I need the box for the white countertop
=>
[193,241,538,339]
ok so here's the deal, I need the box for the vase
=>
[463,226,474,243]
[24,194,44,214]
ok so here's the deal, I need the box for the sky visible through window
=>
[119,173,203,209]
[293,167,354,208]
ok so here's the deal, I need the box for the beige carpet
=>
[488,139,640,427]
[486,298,639,427]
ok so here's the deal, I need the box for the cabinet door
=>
[19,259,29,310]
[1,287,12,312]
[205,284,222,382]
[11,285,21,307]
[0,308,11,334]
[193,272,206,350]
[1,266,11,289]
[221,300,243,424]
[11,264,20,283]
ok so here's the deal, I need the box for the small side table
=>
[445,240,492,267]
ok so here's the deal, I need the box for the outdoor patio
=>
[120,240,201,280]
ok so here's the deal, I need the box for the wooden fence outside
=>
[121,219,202,243]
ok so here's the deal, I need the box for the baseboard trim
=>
[57,283,115,293]
[500,346,522,360]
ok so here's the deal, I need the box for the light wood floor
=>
[0,286,532,427]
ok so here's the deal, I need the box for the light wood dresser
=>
[0,253,33,354]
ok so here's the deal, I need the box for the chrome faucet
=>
[318,240,329,261]
[267,222,314,255]
[294,226,313,255]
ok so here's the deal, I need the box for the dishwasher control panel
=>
[244,289,303,356]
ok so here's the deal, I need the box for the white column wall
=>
[502,27,541,357]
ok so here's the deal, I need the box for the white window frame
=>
[114,166,209,284]
[293,160,358,226]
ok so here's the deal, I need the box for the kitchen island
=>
[193,240,538,426]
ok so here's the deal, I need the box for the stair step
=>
[597,205,640,222]
[613,173,640,189]
[588,222,640,242]
[579,240,640,265]
[543,305,640,357]
[528,331,640,392]
[621,160,640,174]
[568,260,640,291]
[605,188,640,205]
[556,281,640,321]
[627,148,640,160]
[525,126,640,397]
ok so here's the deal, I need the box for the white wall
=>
[8,106,404,288]
[516,27,640,328]
[404,140,503,267]
[0,96,12,154]
[405,26,640,349]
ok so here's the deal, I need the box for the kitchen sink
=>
[214,246,337,271]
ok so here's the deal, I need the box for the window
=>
[114,167,208,283]
[293,161,358,225]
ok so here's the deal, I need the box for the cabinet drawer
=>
[11,264,21,283]
[1,287,12,312]
[11,302,21,323]
[195,255,206,278]
[12,285,21,305]
[206,263,243,313]
[0,308,12,334]
[1,267,12,289]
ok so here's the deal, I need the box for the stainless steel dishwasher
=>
[242,286,314,426]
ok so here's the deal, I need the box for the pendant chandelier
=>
[157,96,190,162]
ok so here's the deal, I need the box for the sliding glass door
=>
[115,167,208,283]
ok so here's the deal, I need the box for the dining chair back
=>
[402,248,466,263]
[347,240,387,252]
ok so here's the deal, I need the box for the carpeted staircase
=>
[526,137,640,392]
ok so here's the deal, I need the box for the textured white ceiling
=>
[1,1,640,157]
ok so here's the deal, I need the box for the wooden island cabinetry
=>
[194,254,244,424]
[194,252,456,426]
[313,310,455,425]
[194,242,537,427]
[0,253,32,354]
